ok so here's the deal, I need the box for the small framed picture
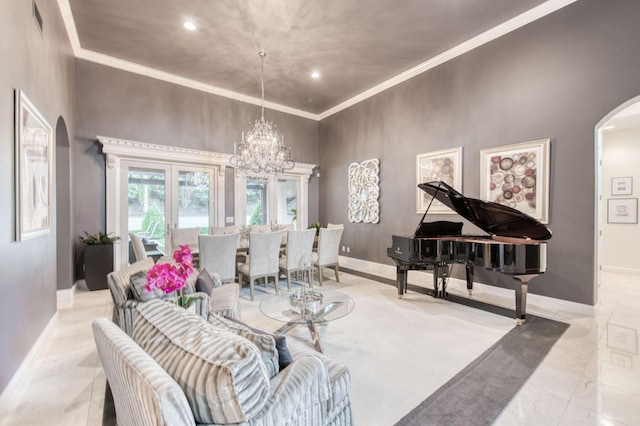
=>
[611,177,633,196]
[607,198,638,224]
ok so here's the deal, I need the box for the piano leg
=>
[465,262,474,296]
[396,265,408,299]
[433,264,449,298]
[513,274,537,326]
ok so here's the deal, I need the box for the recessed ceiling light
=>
[184,21,196,31]
[310,71,320,79]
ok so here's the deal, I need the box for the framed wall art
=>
[348,158,380,223]
[480,139,550,223]
[416,147,462,214]
[15,89,53,241]
[611,177,633,196]
[607,198,638,224]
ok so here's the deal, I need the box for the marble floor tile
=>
[2,270,640,425]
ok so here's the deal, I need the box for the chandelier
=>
[230,51,295,174]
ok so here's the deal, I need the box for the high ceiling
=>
[63,0,572,118]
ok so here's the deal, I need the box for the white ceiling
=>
[57,0,579,120]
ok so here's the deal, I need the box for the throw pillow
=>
[195,269,215,294]
[133,300,270,424]
[129,271,163,302]
[214,315,293,373]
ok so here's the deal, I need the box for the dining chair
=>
[198,233,239,283]
[314,227,344,286]
[326,223,344,229]
[128,232,148,262]
[209,225,239,236]
[237,231,284,301]
[169,227,200,252]
[279,228,317,289]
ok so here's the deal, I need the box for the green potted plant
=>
[308,222,326,236]
[81,231,120,291]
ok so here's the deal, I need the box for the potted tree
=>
[81,231,120,291]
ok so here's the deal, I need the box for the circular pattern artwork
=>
[488,151,537,212]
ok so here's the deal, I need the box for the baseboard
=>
[602,265,640,275]
[0,312,59,417]
[56,282,77,310]
[338,256,596,317]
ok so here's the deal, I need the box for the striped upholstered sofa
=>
[107,258,241,336]
[93,299,353,426]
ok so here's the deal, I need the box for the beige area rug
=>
[238,271,515,425]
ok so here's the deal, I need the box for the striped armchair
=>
[106,259,239,336]
[93,301,353,425]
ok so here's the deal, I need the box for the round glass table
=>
[259,289,355,352]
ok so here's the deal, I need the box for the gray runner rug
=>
[395,315,569,425]
[339,267,570,426]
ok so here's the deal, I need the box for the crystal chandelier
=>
[230,51,295,174]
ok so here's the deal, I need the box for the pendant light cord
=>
[259,51,266,120]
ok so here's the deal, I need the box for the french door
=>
[120,160,217,265]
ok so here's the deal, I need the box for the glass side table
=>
[259,289,355,352]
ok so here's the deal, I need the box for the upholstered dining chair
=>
[237,231,284,301]
[209,225,239,236]
[169,227,200,252]
[198,233,239,283]
[326,223,344,229]
[314,227,344,286]
[279,228,317,289]
[129,232,148,262]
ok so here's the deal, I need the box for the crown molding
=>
[97,135,316,172]
[317,0,580,120]
[58,0,579,122]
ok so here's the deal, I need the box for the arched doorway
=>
[55,116,73,290]
[595,95,640,303]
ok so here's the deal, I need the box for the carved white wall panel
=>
[348,158,380,224]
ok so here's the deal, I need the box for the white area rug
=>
[239,271,514,425]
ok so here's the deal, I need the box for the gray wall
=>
[73,60,319,271]
[0,0,75,393]
[319,0,640,306]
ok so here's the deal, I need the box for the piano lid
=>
[418,181,552,240]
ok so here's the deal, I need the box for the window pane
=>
[178,171,210,234]
[277,179,297,225]
[128,168,166,253]
[246,178,268,225]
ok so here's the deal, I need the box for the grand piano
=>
[387,181,552,325]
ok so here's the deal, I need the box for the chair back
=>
[284,229,316,269]
[170,227,200,252]
[107,258,155,306]
[92,318,195,426]
[317,227,343,266]
[326,223,344,229]
[210,225,238,236]
[248,231,283,276]
[129,232,148,262]
[198,233,239,282]
[250,224,271,233]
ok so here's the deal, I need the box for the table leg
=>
[307,322,323,352]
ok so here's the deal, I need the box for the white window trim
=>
[99,135,315,267]
[99,136,229,268]
[234,169,314,230]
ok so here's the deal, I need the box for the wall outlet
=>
[226,216,234,224]
[346,247,350,253]
[342,246,346,252]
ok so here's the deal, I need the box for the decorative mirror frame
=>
[348,158,380,224]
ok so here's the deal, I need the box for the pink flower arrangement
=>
[145,245,194,296]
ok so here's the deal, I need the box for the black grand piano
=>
[387,181,552,325]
